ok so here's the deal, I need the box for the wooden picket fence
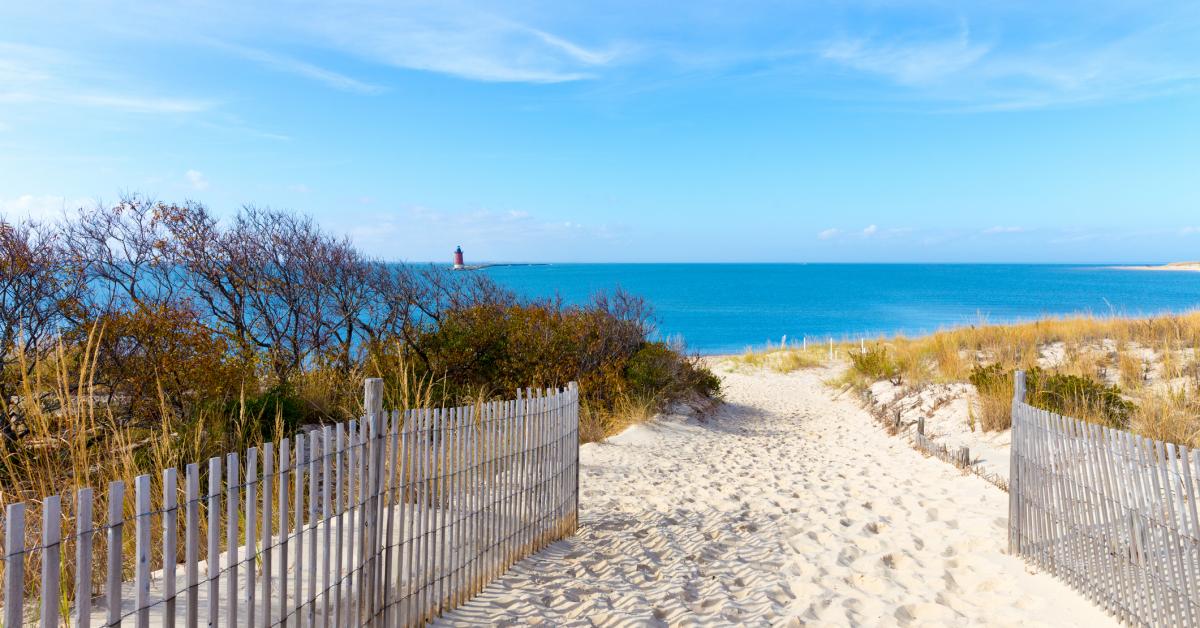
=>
[1009,370,1200,626]
[1,380,580,627]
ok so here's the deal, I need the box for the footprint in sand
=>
[438,367,1119,628]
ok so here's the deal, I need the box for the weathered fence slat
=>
[245,447,258,628]
[262,443,274,628]
[134,475,152,628]
[163,467,178,628]
[344,419,357,626]
[41,495,61,628]
[226,452,239,628]
[321,426,333,628]
[5,502,26,628]
[206,456,221,628]
[293,433,304,627]
[333,424,345,628]
[76,488,94,628]
[185,464,199,628]
[106,480,124,628]
[306,432,318,628]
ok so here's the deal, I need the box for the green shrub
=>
[691,365,722,398]
[969,363,1011,394]
[1028,368,1133,430]
[968,364,1133,430]
[851,346,902,384]
[409,296,720,441]
[231,384,308,441]
[625,342,677,397]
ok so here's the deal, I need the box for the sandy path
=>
[439,366,1117,626]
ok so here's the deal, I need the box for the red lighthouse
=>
[453,246,465,269]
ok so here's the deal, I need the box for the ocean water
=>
[481,264,1200,355]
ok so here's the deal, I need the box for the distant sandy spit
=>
[1112,262,1200,272]
[439,364,1115,627]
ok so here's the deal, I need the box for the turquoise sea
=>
[482,264,1200,355]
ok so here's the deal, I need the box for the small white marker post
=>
[829,338,834,361]
[861,338,865,354]
[802,337,807,351]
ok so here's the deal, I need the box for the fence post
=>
[4,502,25,628]
[570,382,580,534]
[135,475,152,628]
[107,480,125,628]
[41,494,62,628]
[1009,370,1026,555]
[75,488,94,628]
[162,468,178,628]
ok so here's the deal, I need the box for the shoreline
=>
[692,307,1200,356]
[1110,262,1200,272]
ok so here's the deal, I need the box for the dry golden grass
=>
[857,311,1200,386]
[975,385,1013,431]
[1119,350,1145,389]
[0,329,444,612]
[841,311,1200,445]
[578,392,658,443]
[1132,388,1200,446]
[726,343,825,373]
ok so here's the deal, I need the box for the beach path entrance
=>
[440,365,1117,626]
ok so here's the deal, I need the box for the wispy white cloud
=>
[8,1,1198,109]
[819,225,913,240]
[341,204,620,259]
[815,7,1200,110]
[296,4,625,83]
[0,41,216,113]
[72,94,213,113]
[206,40,383,93]
[0,194,92,222]
[818,228,841,240]
[822,21,990,86]
[983,226,1027,234]
[185,169,210,190]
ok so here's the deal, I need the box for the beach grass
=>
[728,311,1200,445]
[834,311,1200,445]
[725,342,827,373]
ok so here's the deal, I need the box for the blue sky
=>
[1,1,1198,263]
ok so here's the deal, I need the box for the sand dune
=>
[439,365,1116,626]
[1113,262,1200,272]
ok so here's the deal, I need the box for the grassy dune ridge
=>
[734,312,1200,446]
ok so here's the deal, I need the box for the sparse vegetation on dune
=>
[725,342,825,373]
[727,313,1200,445]
[836,312,1200,445]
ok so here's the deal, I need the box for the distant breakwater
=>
[453,263,550,271]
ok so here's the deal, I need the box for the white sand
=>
[867,379,1013,484]
[439,365,1116,626]
[1113,262,1200,272]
